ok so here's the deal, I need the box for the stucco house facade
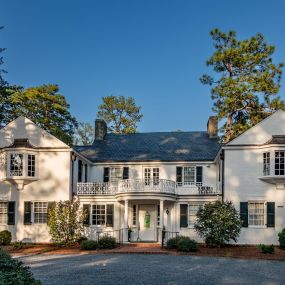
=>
[0,112,284,244]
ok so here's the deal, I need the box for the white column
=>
[160,200,164,228]
[124,200,129,242]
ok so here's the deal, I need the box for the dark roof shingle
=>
[74,132,221,163]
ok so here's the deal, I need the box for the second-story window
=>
[275,151,285,175]
[110,167,122,183]
[177,166,203,186]
[28,154,36,177]
[263,152,270,176]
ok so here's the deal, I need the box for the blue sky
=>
[1,0,285,132]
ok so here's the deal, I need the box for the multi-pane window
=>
[28,155,36,177]
[144,168,151,185]
[183,167,195,185]
[34,202,48,223]
[0,202,8,224]
[188,203,204,226]
[275,152,285,175]
[248,202,265,226]
[144,168,160,185]
[132,205,137,226]
[263,152,270,176]
[153,168,159,185]
[10,153,23,176]
[92,205,106,225]
[110,168,122,183]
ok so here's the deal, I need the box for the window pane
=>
[188,203,204,226]
[34,202,48,223]
[28,155,36,177]
[10,153,23,176]
[183,167,195,185]
[263,152,270,176]
[92,205,106,225]
[0,202,8,224]
[248,202,264,226]
[275,152,285,176]
[110,168,122,183]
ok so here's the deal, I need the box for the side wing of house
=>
[0,116,72,242]
[224,110,285,244]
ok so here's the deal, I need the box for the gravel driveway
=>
[20,253,285,285]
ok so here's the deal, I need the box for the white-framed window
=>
[188,202,205,226]
[263,152,270,176]
[110,167,122,183]
[92,204,106,225]
[144,167,160,185]
[248,202,265,226]
[8,152,37,178]
[34,202,48,224]
[183,167,195,185]
[177,166,203,186]
[0,202,8,224]
[275,151,285,175]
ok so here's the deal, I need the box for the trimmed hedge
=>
[166,236,184,249]
[0,249,42,285]
[177,237,198,252]
[80,240,98,250]
[0,230,12,246]
[98,236,116,249]
[258,244,275,254]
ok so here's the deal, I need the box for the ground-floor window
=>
[248,202,265,226]
[188,202,205,226]
[92,205,106,225]
[0,202,8,224]
[34,202,48,224]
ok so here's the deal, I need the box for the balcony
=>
[77,179,221,196]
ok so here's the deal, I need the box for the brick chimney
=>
[95,119,107,140]
[207,116,218,138]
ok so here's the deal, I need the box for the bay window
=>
[275,151,285,175]
[263,152,270,176]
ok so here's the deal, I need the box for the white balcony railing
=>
[77,179,221,196]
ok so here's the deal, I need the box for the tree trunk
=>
[225,114,233,143]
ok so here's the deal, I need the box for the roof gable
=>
[228,110,285,145]
[0,116,69,149]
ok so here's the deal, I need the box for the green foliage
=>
[0,230,12,245]
[278,228,285,249]
[73,122,94,145]
[97,95,143,134]
[166,236,185,249]
[12,241,24,250]
[201,28,285,142]
[80,240,98,250]
[258,244,275,254]
[98,235,116,249]
[77,236,88,245]
[4,84,77,145]
[194,201,241,247]
[177,237,198,252]
[0,26,7,86]
[47,198,86,245]
[0,249,42,284]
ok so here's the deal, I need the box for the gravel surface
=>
[20,253,285,285]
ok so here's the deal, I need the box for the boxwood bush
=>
[177,237,198,252]
[258,244,275,254]
[166,236,184,249]
[98,236,116,249]
[278,228,285,249]
[0,249,41,284]
[80,240,98,250]
[0,230,12,246]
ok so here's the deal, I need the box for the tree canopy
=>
[10,84,77,145]
[73,122,94,145]
[201,28,285,142]
[97,95,143,134]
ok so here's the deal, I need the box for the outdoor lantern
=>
[166,208,169,215]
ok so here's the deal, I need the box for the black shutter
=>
[240,202,248,227]
[84,164,88,182]
[123,167,129,180]
[180,204,188,228]
[176,167,182,185]
[78,160,83,182]
[47,202,56,223]
[24,202,32,225]
[106,204,114,227]
[196,166,203,184]
[83,204,90,226]
[7,202,15,225]
[267,202,275,227]
[103,167,110,182]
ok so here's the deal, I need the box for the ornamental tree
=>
[194,200,241,247]
[201,28,285,142]
[97,95,143,134]
[48,198,86,245]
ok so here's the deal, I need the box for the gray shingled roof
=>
[74,132,221,163]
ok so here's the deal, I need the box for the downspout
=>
[220,149,225,202]
[71,152,77,198]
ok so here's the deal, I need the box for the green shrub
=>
[177,237,198,252]
[98,235,116,249]
[77,236,88,245]
[0,249,42,284]
[166,236,184,249]
[80,240,98,250]
[0,230,12,246]
[12,241,24,249]
[194,201,241,247]
[258,244,275,254]
[278,228,285,250]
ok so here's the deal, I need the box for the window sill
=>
[248,225,266,229]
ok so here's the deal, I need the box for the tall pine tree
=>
[201,29,284,142]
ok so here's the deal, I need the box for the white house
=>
[0,112,284,245]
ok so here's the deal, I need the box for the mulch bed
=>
[2,243,285,261]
